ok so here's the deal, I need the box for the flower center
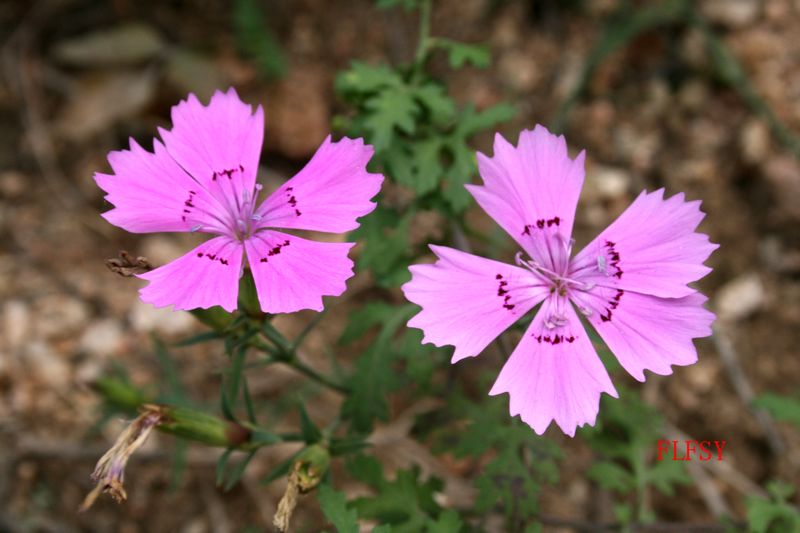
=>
[231,183,263,241]
[515,240,598,326]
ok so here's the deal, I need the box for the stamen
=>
[597,255,608,275]
[190,224,203,232]
[544,314,569,329]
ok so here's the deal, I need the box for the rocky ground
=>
[1,0,799,531]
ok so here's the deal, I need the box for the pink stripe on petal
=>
[159,88,264,214]
[570,189,718,298]
[255,136,383,233]
[96,139,230,234]
[138,236,243,312]
[468,125,585,269]
[244,231,354,313]
[402,245,548,363]
[571,287,714,381]
[489,298,617,437]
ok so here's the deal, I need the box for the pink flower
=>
[402,125,717,436]
[96,88,383,313]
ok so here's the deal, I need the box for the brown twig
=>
[712,324,785,456]
[662,423,731,518]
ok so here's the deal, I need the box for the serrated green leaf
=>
[437,39,491,69]
[587,461,635,493]
[426,509,462,532]
[353,467,443,533]
[318,484,359,533]
[346,454,384,488]
[339,302,402,345]
[455,103,516,138]
[446,395,558,520]
[473,445,546,520]
[341,305,416,432]
[395,328,444,390]
[349,206,413,287]
[413,83,456,126]
[613,502,633,524]
[336,61,403,97]
[441,142,476,212]
[747,496,800,533]
[386,138,442,194]
[645,459,691,496]
[766,481,795,502]
[753,393,800,428]
[363,88,418,150]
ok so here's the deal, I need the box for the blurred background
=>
[1,0,799,531]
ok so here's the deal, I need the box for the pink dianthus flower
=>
[96,88,383,313]
[402,125,717,436]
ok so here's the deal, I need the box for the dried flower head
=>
[79,405,165,512]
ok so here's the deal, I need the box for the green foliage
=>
[337,59,513,212]
[348,205,414,287]
[317,456,463,532]
[444,394,560,524]
[753,393,800,428]
[340,303,417,433]
[581,389,691,524]
[335,2,514,287]
[747,482,800,533]
[319,484,360,533]
[348,457,454,533]
[233,0,286,78]
[435,39,490,69]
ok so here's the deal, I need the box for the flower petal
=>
[255,136,383,233]
[489,297,617,436]
[570,189,718,298]
[244,231,354,313]
[159,88,264,216]
[402,245,548,363]
[467,125,585,271]
[95,139,231,234]
[138,236,243,312]
[570,286,714,381]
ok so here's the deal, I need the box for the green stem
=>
[412,0,433,80]
[284,355,350,394]
[632,448,648,526]
[257,320,350,394]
